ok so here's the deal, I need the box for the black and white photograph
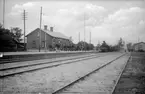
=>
[0,0,145,94]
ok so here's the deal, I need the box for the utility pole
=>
[84,13,86,43]
[84,12,86,51]
[138,37,140,43]
[39,7,42,52]
[45,28,46,52]
[78,32,80,42]
[10,27,13,33]
[90,31,91,44]
[3,0,5,28]
[2,0,5,92]
[22,10,27,51]
[138,37,140,51]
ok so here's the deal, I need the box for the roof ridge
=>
[133,42,145,46]
[42,28,69,40]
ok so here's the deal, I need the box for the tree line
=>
[97,38,125,52]
[0,23,126,52]
[48,41,94,51]
[0,24,94,52]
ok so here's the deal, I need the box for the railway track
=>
[111,55,131,94]
[0,53,108,78]
[0,53,97,70]
[0,52,95,64]
[50,53,130,94]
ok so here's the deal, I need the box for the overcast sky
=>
[0,0,145,45]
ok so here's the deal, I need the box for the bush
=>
[0,28,17,52]
[138,49,144,52]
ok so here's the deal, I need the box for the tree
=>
[118,38,125,49]
[0,23,2,28]
[109,45,119,52]
[96,42,101,50]
[126,43,133,52]
[101,41,109,48]
[55,43,60,49]
[77,41,84,50]
[0,25,17,52]
[87,43,94,50]
[11,27,23,42]
[77,41,88,50]
[76,41,94,51]
[100,41,110,52]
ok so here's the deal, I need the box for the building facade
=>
[26,25,72,51]
[133,42,145,52]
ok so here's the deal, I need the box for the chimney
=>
[50,27,53,32]
[44,25,47,30]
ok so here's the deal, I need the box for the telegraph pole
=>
[39,7,42,52]
[78,32,80,42]
[84,13,86,43]
[138,37,140,43]
[84,13,86,51]
[2,0,5,91]
[45,27,46,52]
[138,37,140,50]
[3,0,5,28]
[90,31,91,44]
[22,10,27,50]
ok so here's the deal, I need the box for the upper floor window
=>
[37,31,39,37]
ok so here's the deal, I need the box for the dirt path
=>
[113,52,145,94]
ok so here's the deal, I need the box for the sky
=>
[0,0,145,46]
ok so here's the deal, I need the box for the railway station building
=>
[26,25,73,51]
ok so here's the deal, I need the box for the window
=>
[32,41,36,48]
[37,31,39,37]
[42,41,45,48]
[52,38,55,45]
[138,44,142,50]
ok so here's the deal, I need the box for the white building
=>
[133,42,145,52]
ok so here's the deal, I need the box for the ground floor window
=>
[42,41,45,48]
[32,41,36,48]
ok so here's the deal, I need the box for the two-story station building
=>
[26,25,72,51]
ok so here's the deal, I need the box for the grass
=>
[113,52,145,94]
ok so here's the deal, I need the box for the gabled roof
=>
[26,28,69,40]
[43,29,69,40]
[133,42,145,47]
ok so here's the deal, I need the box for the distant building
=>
[133,42,145,52]
[26,25,72,51]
